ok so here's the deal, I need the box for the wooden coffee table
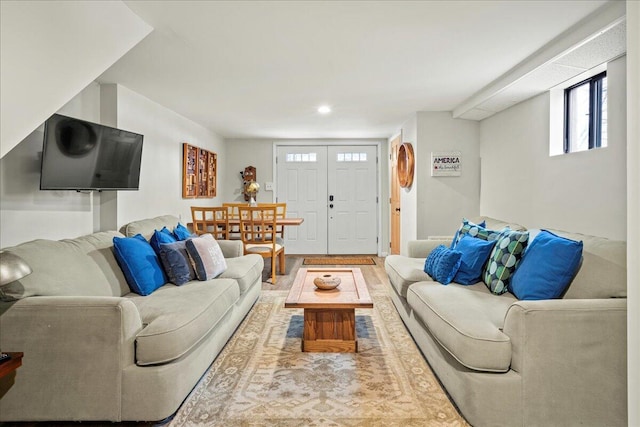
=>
[284,267,373,353]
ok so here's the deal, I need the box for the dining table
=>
[227,217,304,227]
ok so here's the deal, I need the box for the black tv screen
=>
[40,114,143,191]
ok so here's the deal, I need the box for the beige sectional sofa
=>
[385,217,627,427]
[0,215,263,422]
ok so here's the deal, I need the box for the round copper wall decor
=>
[397,142,414,188]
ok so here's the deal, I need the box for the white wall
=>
[479,55,627,240]
[627,1,640,424]
[416,112,480,238]
[0,82,226,248]
[223,139,276,204]
[0,1,151,158]
[113,85,226,228]
[0,83,101,248]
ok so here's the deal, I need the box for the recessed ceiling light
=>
[317,105,331,114]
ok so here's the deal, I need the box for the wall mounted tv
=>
[40,114,144,191]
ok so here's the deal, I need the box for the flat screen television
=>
[40,114,143,191]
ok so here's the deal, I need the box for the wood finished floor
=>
[0,254,390,427]
[261,255,386,291]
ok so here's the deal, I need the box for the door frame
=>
[390,133,402,255]
[273,140,386,256]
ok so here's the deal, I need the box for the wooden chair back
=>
[238,206,285,283]
[190,206,229,240]
[222,202,246,239]
[258,203,287,240]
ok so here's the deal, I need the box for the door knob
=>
[395,207,401,212]
[329,204,334,209]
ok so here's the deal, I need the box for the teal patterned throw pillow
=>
[451,218,503,248]
[483,229,529,295]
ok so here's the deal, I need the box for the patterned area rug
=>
[303,257,376,265]
[170,291,468,427]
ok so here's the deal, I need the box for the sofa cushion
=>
[121,215,181,240]
[509,230,583,300]
[113,234,167,296]
[483,229,529,295]
[474,216,527,232]
[453,234,497,285]
[127,278,240,365]
[220,254,263,294]
[158,241,196,286]
[186,234,228,280]
[0,231,127,300]
[384,255,433,298]
[547,229,626,299]
[407,281,515,372]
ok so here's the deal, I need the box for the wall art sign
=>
[431,151,461,177]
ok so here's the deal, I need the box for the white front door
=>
[276,145,378,255]
[327,146,378,254]
[276,146,328,254]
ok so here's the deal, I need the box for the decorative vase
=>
[313,274,341,290]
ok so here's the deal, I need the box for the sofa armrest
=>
[502,298,627,425]
[0,296,143,421]
[407,239,450,258]
[218,239,244,258]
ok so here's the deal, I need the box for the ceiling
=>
[98,0,614,140]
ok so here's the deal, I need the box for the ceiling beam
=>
[452,1,626,119]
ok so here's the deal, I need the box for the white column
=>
[627,1,640,426]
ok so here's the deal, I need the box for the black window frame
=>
[563,71,607,153]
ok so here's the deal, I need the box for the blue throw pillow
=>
[149,228,178,253]
[173,222,193,241]
[433,248,463,285]
[509,230,583,300]
[113,234,167,296]
[453,234,497,285]
[424,245,462,285]
[424,245,447,277]
[158,240,195,285]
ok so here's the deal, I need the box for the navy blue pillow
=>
[150,228,178,253]
[453,234,497,285]
[173,222,193,241]
[509,230,583,300]
[424,245,462,285]
[158,240,195,285]
[113,234,167,296]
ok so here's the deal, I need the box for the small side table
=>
[0,352,23,379]
[0,352,23,398]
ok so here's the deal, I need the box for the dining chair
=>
[238,205,285,284]
[222,202,245,239]
[190,206,229,240]
[258,202,287,245]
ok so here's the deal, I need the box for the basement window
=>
[563,71,607,153]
